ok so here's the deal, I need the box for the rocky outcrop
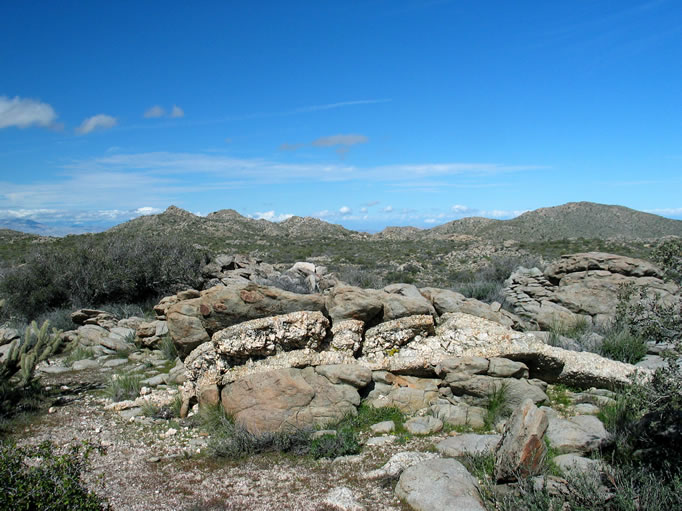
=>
[212,311,329,365]
[166,283,326,356]
[201,254,336,293]
[503,252,680,329]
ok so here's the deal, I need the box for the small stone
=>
[48,407,56,414]
[147,456,161,463]
[140,386,152,396]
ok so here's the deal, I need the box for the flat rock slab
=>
[395,458,485,511]
[405,416,443,435]
[437,434,501,457]
[362,451,437,480]
[546,414,609,454]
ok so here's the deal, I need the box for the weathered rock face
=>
[495,399,548,482]
[363,315,435,356]
[503,253,680,329]
[330,319,364,354]
[220,366,365,433]
[212,311,329,365]
[167,283,326,356]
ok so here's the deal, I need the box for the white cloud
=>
[360,207,368,213]
[251,210,294,222]
[0,96,57,129]
[312,134,368,147]
[314,210,333,218]
[76,114,117,134]
[424,218,438,224]
[135,206,162,215]
[383,205,393,212]
[170,105,184,118]
[451,204,471,213]
[144,105,165,118]
[339,206,351,214]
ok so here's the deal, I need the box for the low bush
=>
[160,335,178,361]
[484,382,510,430]
[599,327,648,364]
[103,372,141,402]
[200,405,312,459]
[0,234,206,320]
[0,440,110,510]
[309,427,360,459]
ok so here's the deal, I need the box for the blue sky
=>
[1,0,681,234]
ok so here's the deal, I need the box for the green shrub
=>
[0,440,110,510]
[652,237,682,285]
[160,335,178,361]
[65,346,95,367]
[599,327,648,364]
[0,234,206,320]
[484,382,510,430]
[309,427,360,459]
[103,372,141,402]
[199,405,312,459]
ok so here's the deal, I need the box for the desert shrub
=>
[484,382,510,430]
[160,335,178,361]
[613,283,682,344]
[200,405,312,459]
[599,327,648,364]
[64,346,95,367]
[450,254,545,304]
[338,403,406,432]
[0,440,110,510]
[336,266,386,289]
[652,237,682,285]
[0,234,206,320]
[309,427,360,459]
[103,372,141,402]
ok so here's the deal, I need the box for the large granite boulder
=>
[167,283,326,356]
[220,366,364,433]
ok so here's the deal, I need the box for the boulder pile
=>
[503,252,680,329]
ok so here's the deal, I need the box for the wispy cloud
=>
[0,96,57,129]
[144,105,165,118]
[63,151,543,184]
[76,114,117,134]
[292,99,391,113]
[170,105,184,118]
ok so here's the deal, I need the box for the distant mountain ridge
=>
[3,202,682,242]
